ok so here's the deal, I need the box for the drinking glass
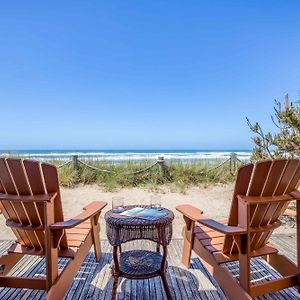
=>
[112,197,124,213]
[150,195,161,209]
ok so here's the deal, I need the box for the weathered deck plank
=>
[0,236,299,299]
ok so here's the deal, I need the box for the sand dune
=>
[0,183,294,241]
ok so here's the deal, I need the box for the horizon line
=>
[0,148,253,152]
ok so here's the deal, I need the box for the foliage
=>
[53,160,237,191]
[247,94,300,161]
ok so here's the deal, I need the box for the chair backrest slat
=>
[261,160,288,196]
[228,164,254,226]
[0,179,6,193]
[0,200,24,243]
[275,160,300,195]
[23,160,47,228]
[23,160,46,194]
[253,202,284,249]
[6,159,31,195]
[0,158,31,246]
[41,164,68,249]
[0,164,24,243]
[247,160,272,196]
[41,163,64,224]
[249,160,288,249]
[223,163,254,253]
[41,163,68,248]
[0,159,18,194]
[284,161,300,194]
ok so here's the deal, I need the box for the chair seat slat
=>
[213,244,278,264]
[201,236,225,246]
[195,230,224,240]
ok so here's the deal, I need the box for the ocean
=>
[0,150,252,162]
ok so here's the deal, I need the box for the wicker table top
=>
[105,205,174,246]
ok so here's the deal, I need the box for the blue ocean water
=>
[0,150,252,162]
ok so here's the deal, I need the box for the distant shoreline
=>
[0,149,252,162]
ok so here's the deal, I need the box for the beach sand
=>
[0,183,295,241]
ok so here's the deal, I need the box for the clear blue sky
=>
[1,1,300,150]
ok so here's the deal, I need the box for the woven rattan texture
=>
[119,250,163,275]
[105,206,174,246]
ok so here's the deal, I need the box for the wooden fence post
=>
[229,152,237,173]
[157,156,171,180]
[71,155,79,172]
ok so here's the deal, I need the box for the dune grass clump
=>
[52,160,238,191]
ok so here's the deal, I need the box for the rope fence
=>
[121,161,159,175]
[79,159,114,173]
[56,153,245,178]
[207,152,245,173]
[57,160,72,169]
[79,156,164,177]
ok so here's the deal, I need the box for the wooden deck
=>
[0,235,299,299]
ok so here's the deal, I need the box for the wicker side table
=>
[105,206,174,300]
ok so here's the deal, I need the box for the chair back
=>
[0,158,67,250]
[223,159,300,254]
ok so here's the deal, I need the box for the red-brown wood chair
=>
[0,158,107,299]
[176,159,300,299]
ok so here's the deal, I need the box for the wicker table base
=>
[111,245,172,300]
[105,206,174,300]
[119,250,164,277]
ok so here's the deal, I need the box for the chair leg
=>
[46,233,95,300]
[111,275,119,300]
[182,230,193,268]
[161,272,173,300]
[91,215,101,261]
[237,235,251,294]
[156,243,160,253]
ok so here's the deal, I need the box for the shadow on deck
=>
[0,236,299,299]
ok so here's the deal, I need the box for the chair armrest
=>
[49,201,107,230]
[198,219,247,235]
[176,204,203,222]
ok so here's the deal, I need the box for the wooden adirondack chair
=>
[176,159,300,300]
[0,158,107,299]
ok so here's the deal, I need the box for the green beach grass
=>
[51,160,239,192]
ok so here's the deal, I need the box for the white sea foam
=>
[0,151,252,161]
